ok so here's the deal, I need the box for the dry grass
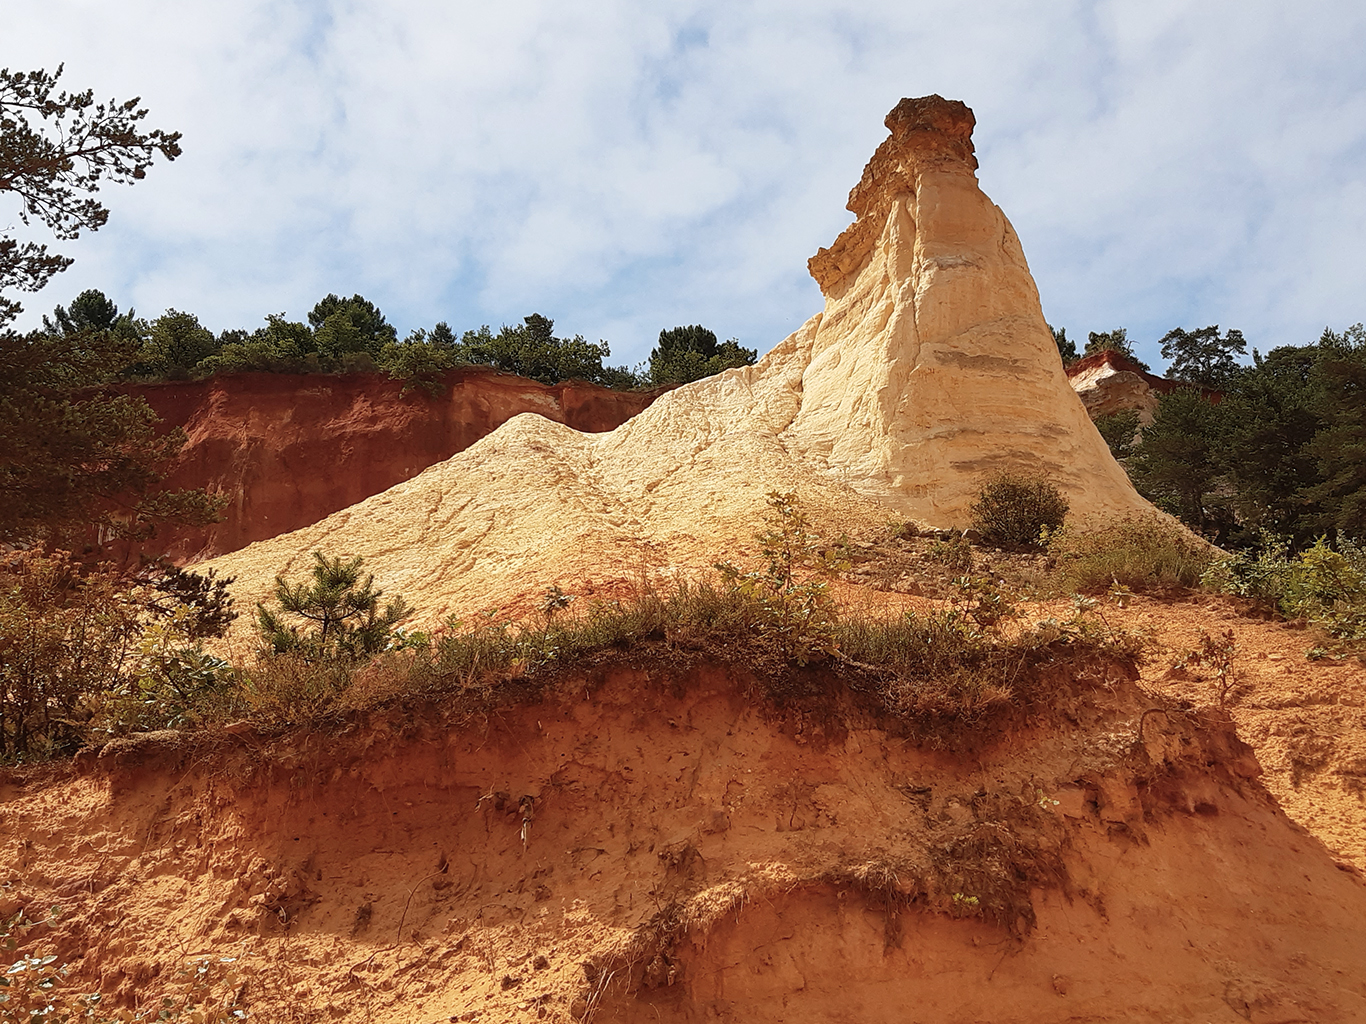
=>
[1046,514,1213,594]
[228,577,1144,733]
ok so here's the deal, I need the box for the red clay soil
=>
[114,370,665,564]
[3,656,1364,1022]
[1116,594,1366,876]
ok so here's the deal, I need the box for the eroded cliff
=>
[121,369,662,563]
[3,658,1363,1022]
[202,96,1155,631]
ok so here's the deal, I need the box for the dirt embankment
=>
[118,370,665,563]
[3,658,1364,1022]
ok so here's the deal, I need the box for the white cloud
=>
[6,0,1366,366]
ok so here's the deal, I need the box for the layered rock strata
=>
[1066,348,1183,425]
[119,369,662,563]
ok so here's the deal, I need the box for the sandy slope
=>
[3,657,1364,1022]
[201,97,1152,632]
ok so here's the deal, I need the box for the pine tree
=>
[647,324,756,386]
[256,552,412,661]
[1159,325,1247,389]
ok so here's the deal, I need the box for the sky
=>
[6,0,1366,370]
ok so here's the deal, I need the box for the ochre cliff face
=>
[794,94,1147,520]
[123,370,663,562]
[201,96,1161,630]
[1066,349,1188,425]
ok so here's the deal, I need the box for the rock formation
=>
[119,369,662,563]
[204,96,1156,627]
[790,96,1140,517]
[1066,348,1183,424]
[5,661,1366,1021]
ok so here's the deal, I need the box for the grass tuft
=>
[1046,514,1212,594]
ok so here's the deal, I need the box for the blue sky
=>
[7,0,1366,370]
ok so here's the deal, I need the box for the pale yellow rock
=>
[205,96,1155,629]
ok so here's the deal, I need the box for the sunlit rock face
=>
[790,95,1147,523]
[204,97,1154,628]
[1067,348,1181,425]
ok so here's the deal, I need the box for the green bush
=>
[1203,534,1366,650]
[928,533,974,573]
[970,473,1069,547]
[94,606,242,735]
[0,552,140,759]
[712,491,847,664]
[0,551,241,756]
[255,552,413,662]
[1048,514,1212,594]
[225,497,1142,728]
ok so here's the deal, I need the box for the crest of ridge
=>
[204,96,1154,625]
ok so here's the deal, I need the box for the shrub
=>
[0,552,140,759]
[713,491,847,664]
[1203,534,1366,650]
[93,605,243,735]
[1048,514,1212,594]
[0,552,244,755]
[970,474,1069,547]
[928,533,974,573]
[255,552,413,662]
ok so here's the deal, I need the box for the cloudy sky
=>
[7,0,1365,369]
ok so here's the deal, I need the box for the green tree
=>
[647,324,756,386]
[1,65,181,328]
[133,308,219,377]
[429,321,457,348]
[40,287,145,365]
[1306,324,1366,539]
[256,552,412,662]
[1094,409,1141,461]
[0,326,225,547]
[1083,327,1149,369]
[460,314,639,387]
[1219,344,1325,545]
[199,313,317,375]
[42,287,119,334]
[309,293,396,364]
[1159,325,1247,389]
[1129,388,1229,536]
[1050,324,1078,364]
[0,68,210,548]
[379,323,467,395]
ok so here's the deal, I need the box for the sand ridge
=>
[203,97,1151,629]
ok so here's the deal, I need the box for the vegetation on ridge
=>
[0,492,1155,760]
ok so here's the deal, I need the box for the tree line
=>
[3,62,757,552]
[1060,320,1366,552]
[35,287,758,391]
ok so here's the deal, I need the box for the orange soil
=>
[110,369,664,564]
[3,640,1365,1022]
[1119,594,1366,875]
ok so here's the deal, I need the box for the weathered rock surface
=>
[119,369,662,562]
[4,661,1364,1022]
[204,96,1155,628]
[1066,349,1181,424]
[791,96,1142,517]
